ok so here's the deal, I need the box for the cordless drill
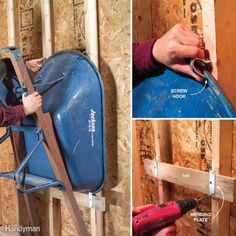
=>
[132,198,200,235]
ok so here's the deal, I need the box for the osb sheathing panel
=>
[0,129,18,228]
[133,0,203,42]
[151,0,203,37]
[18,0,43,59]
[98,0,130,235]
[52,0,86,52]
[171,120,212,172]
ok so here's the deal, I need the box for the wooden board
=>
[214,1,236,109]
[49,189,105,212]
[41,0,53,57]
[212,121,233,235]
[132,0,152,43]
[132,121,144,207]
[144,161,236,203]
[52,0,86,52]
[231,121,236,235]
[153,121,173,202]
[0,0,8,48]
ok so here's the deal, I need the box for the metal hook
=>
[190,58,212,79]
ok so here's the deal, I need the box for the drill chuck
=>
[177,198,198,215]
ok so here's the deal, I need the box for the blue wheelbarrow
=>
[0,50,106,194]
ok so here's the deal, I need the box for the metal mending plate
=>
[209,170,216,196]
[143,159,158,177]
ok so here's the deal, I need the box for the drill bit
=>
[197,195,212,203]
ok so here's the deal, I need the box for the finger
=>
[205,49,210,58]
[33,64,39,69]
[148,231,177,236]
[148,224,177,236]
[37,101,42,106]
[36,98,42,103]
[30,65,38,71]
[33,67,40,72]
[30,64,37,69]
[176,34,201,47]
[37,57,45,63]
[33,92,39,96]
[176,45,205,59]
[173,63,204,82]
[181,24,200,38]
[22,92,28,98]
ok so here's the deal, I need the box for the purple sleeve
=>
[0,105,26,127]
[133,38,164,76]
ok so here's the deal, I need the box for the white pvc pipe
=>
[84,0,99,67]
[84,1,103,236]
[41,0,53,57]
[7,0,16,46]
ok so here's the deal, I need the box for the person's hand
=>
[26,58,45,72]
[22,92,42,116]
[133,205,177,236]
[152,23,205,82]
[145,224,177,236]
